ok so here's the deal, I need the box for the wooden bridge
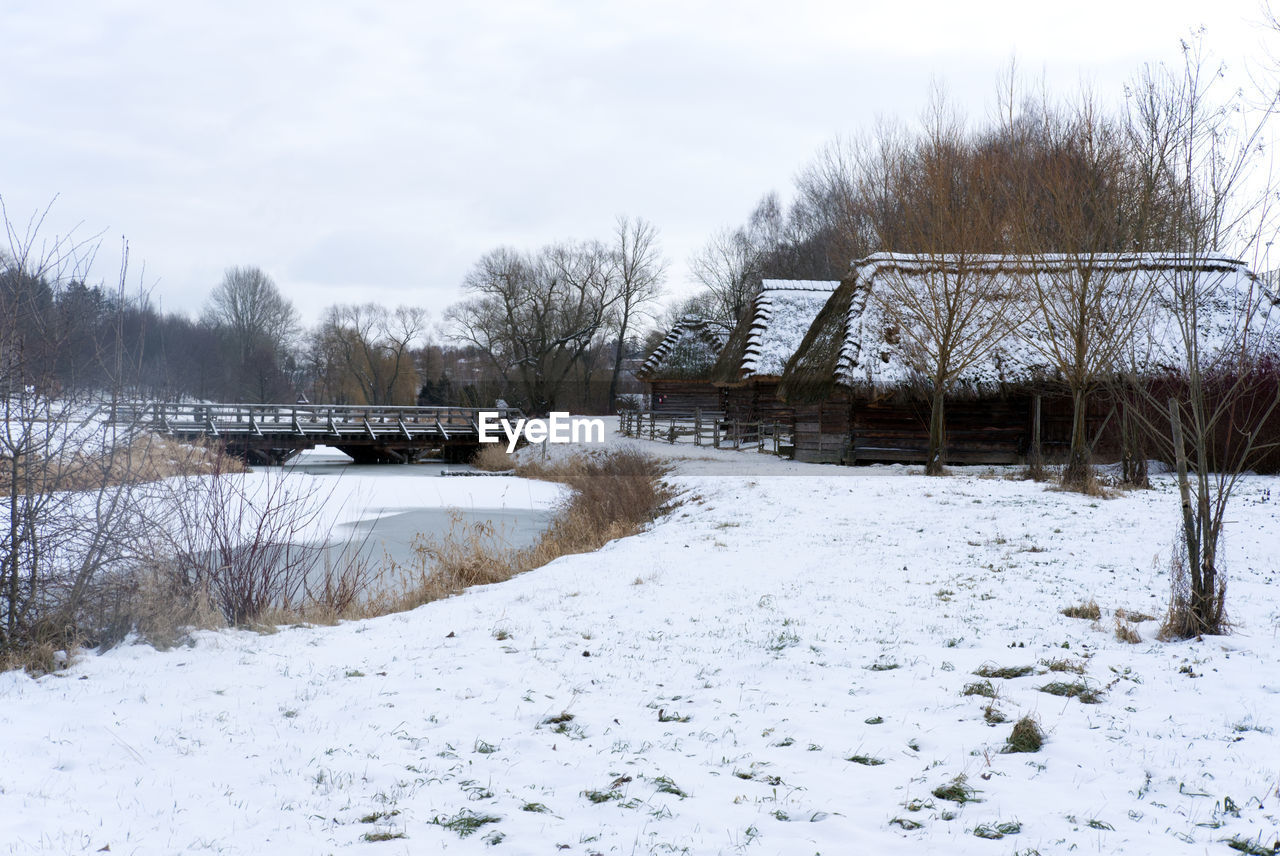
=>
[103,402,525,465]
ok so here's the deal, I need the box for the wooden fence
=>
[618,409,789,455]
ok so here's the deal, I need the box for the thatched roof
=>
[637,316,731,381]
[710,279,840,385]
[779,252,1280,403]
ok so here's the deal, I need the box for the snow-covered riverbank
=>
[2,435,1278,854]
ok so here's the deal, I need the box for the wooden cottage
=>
[778,253,1277,465]
[710,280,840,446]
[637,316,730,412]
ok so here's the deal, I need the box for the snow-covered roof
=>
[712,280,839,383]
[780,253,1280,402]
[637,316,730,380]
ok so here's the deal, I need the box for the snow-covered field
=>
[2,433,1279,855]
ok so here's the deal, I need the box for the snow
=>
[743,280,840,378]
[639,317,730,379]
[2,430,1280,854]
[834,253,1280,393]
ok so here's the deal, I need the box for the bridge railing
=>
[103,402,525,437]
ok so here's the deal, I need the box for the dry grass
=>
[470,444,516,472]
[382,450,674,612]
[1114,617,1142,644]
[96,566,228,650]
[516,450,674,556]
[7,449,671,670]
[0,433,244,495]
[1158,548,1230,640]
[383,514,523,609]
[1054,465,1114,498]
[1115,607,1156,623]
[1061,599,1101,620]
[0,638,71,676]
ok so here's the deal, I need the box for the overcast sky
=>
[0,0,1272,329]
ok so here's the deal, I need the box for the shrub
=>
[151,461,380,626]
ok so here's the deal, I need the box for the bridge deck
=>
[105,402,520,464]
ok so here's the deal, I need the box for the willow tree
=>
[865,93,1020,475]
[1015,99,1157,489]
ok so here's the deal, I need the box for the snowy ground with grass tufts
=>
[2,430,1279,854]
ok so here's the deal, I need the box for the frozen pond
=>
[281,446,563,589]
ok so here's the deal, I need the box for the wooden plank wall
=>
[792,393,852,463]
[847,397,1032,464]
[650,380,722,413]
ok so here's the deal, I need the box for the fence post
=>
[694,408,701,446]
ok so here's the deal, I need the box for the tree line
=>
[0,216,669,416]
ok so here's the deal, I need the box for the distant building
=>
[637,316,731,412]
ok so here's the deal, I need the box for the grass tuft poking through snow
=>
[974,663,1034,679]
[1114,616,1142,644]
[972,819,1022,839]
[962,679,997,698]
[429,809,501,838]
[1003,715,1046,753]
[932,775,982,804]
[1040,679,1104,704]
[1060,599,1102,620]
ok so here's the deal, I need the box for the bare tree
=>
[312,303,427,406]
[0,201,154,664]
[1127,40,1280,637]
[688,194,787,323]
[792,134,881,274]
[606,216,666,410]
[202,266,300,401]
[1015,97,1156,488]
[449,242,619,413]
[866,92,1022,475]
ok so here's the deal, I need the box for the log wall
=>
[649,379,722,413]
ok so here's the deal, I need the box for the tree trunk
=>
[1063,386,1092,487]
[1168,397,1224,635]
[926,386,947,476]
[1119,392,1148,488]
[607,333,625,413]
[1027,394,1044,479]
